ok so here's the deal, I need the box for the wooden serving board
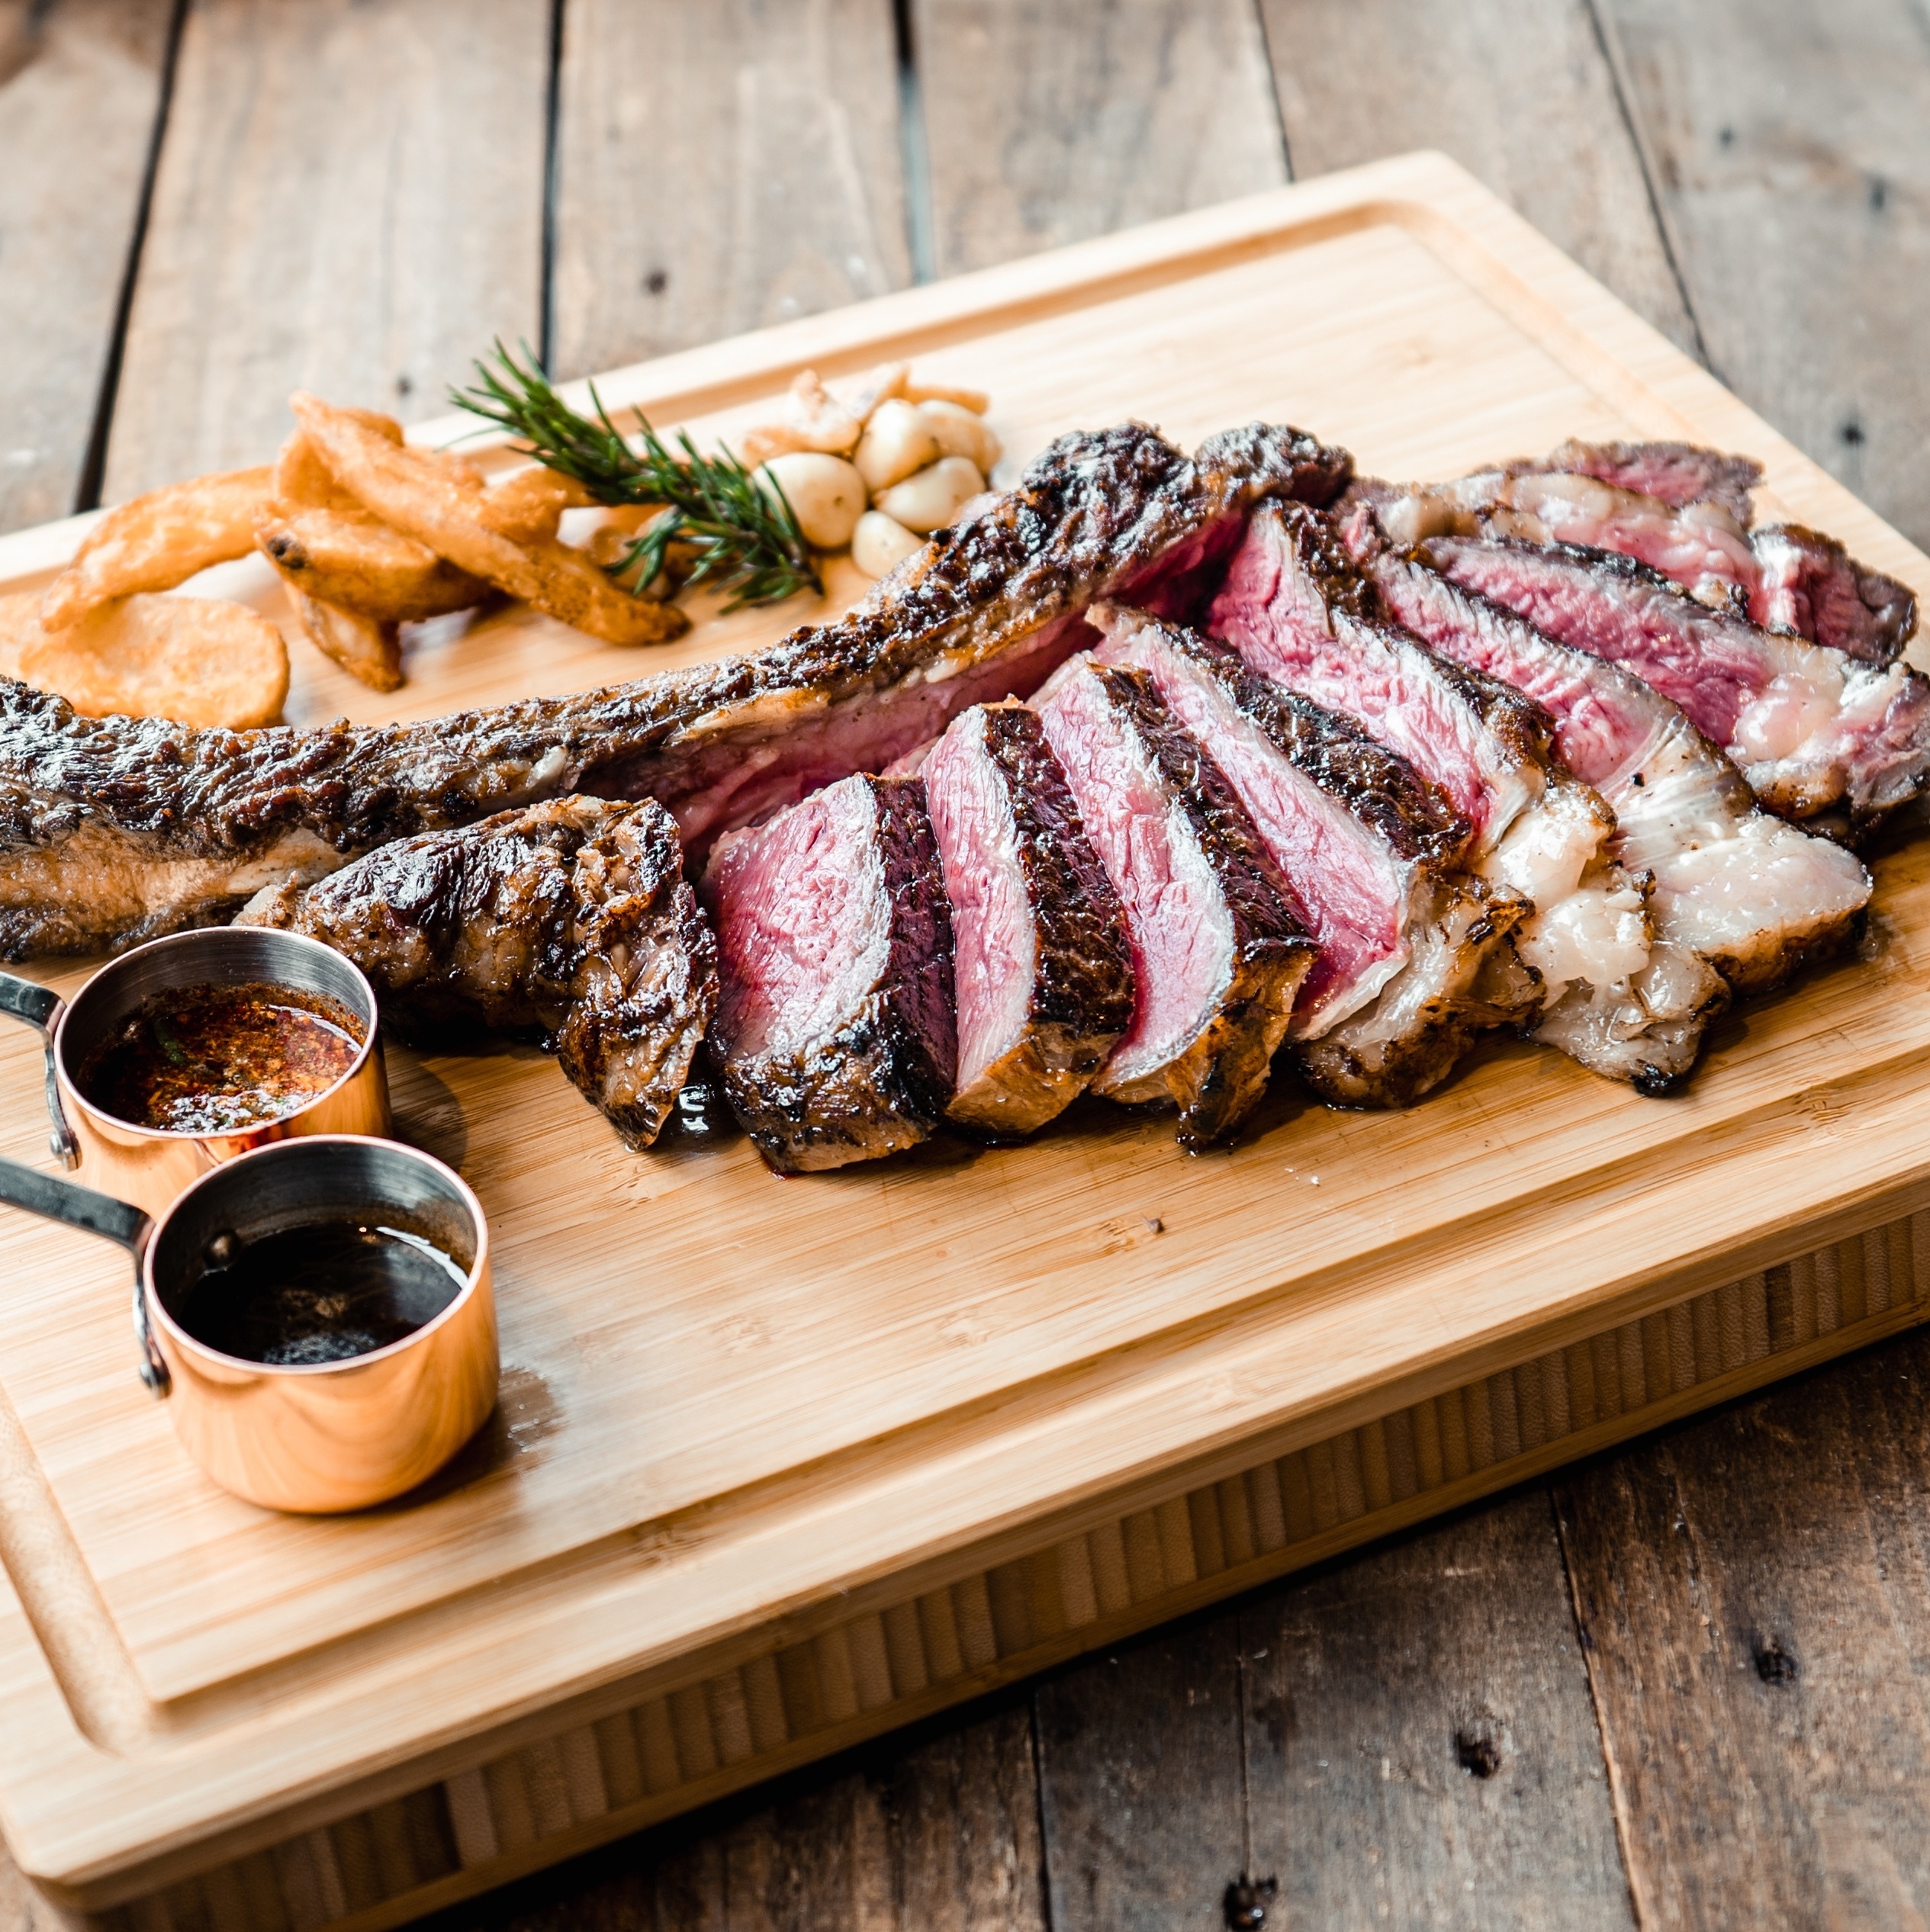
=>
[5,152,1930,1930]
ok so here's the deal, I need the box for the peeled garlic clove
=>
[853,398,942,493]
[873,455,985,534]
[915,400,1001,477]
[757,452,867,551]
[852,509,923,578]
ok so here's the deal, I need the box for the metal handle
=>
[0,1157,169,1398]
[0,970,76,1169]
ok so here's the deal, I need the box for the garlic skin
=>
[853,399,942,493]
[873,456,986,534]
[915,400,1001,477]
[851,510,923,578]
[756,452,867,551]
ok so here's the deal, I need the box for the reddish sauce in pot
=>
[78,982,365,1133]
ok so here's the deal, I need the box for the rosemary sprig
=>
[453,342,821,610]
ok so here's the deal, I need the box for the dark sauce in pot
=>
[177,1219,469,1365]
[79,981,365,1133]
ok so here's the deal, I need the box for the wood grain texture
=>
[551,0,912,383]
[429,1703,1047,1930]
[101,0,548,498]
[0,0,174,535]
[1596,0,1930,546]
[911,0,1286,277]
[1258,0,1699,355]
[1034,1619,1247,1931]
[1558,1329,1930,1930]
[3,156,1930,1918]
[1246,1492,1635,1930]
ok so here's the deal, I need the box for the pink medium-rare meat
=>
[1537,439,1764,523]
[0,420,1351,960]
[1208,506,1670,1085]
[1087,606,1535,1108]
[1035,659,1311,1147]
[923,702,1134,1136]
[1344,451,1916,664]
[1423,535,1930,842]
[1371,551,1870,1008]
[238,796,718,1147]
[703,774,955,1172]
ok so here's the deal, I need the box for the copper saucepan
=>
[0,1136,499,1512]
[0,927,391,1220]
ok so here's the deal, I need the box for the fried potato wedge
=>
[257,506,491,622]
[41,467,275,630]
[282,584,403,693]
[0,590,288,728]
[478,465,595,545]
[291,393,688,645]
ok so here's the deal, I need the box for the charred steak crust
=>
[1089,664,1313,1149]
[0,421,1350,960]
[240,796,718,1148]
[942,702,1134,1135]
[709,776,957,1174]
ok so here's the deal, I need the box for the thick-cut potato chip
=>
[291,393,689,645]
[0,590,288,728]
[282,585,403,693]
[40,467,275,631]
[257,506,491,622]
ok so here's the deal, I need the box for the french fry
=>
[281,585,403,694]
[0,590,288,728]
[40,467,275,631]
[257,506,491,622]
[290,393,689,645]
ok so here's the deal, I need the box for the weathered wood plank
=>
[0,0,175,533]
[1596,0,1930,545]
[1257,0,1698,353]
[550,0,910,383]
[1034,1619,1248,1930]
[911,0,1286,278]
[101,0,549,499]
[1246,1490,1635,1930]
[1557,1328,1930,1930]
[425,1702,1047,1929]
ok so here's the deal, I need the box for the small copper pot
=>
[0,927,391,1220]
[0,1136,497,1512]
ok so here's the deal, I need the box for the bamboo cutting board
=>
[4,153,1930,1930]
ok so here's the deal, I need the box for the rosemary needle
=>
[453,342,822,611]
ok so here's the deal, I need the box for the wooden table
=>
[2,2,1928,1925]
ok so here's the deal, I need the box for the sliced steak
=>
[1371,552,1871,1014]
[1346,455,1916,664]
[237,796,717,1147]
[702,775,954,1172]
[1536,439,1762,523]
[0,421,1351,960]
[923,702,1134,1136]
[1207,504,1645,1065]
[1035,658,1311,1146]
[1087,608,1530,1108]
[1423,535,1930,842]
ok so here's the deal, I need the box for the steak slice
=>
[1345,456,1916,664]
[0,421,1349,960]
[1035,658,1311,1147]
[1089,606,1533,1107]
[702,774,954,1172]
[237,796,717,1147]
[1371,552,1871,1008]
[923,702,1134,1136]
[1206,504,1637,1057]
[1536,439,1763,523]
[1423,535,1930,843]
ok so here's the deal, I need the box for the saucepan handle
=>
[0,1157,169,1398]
[0,970,77,1169]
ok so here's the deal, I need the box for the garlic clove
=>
[873,455,986,534]
[915,400,1001,477]
[853,398,942,493]
[851,509,924,578]
[756,452,868,551]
